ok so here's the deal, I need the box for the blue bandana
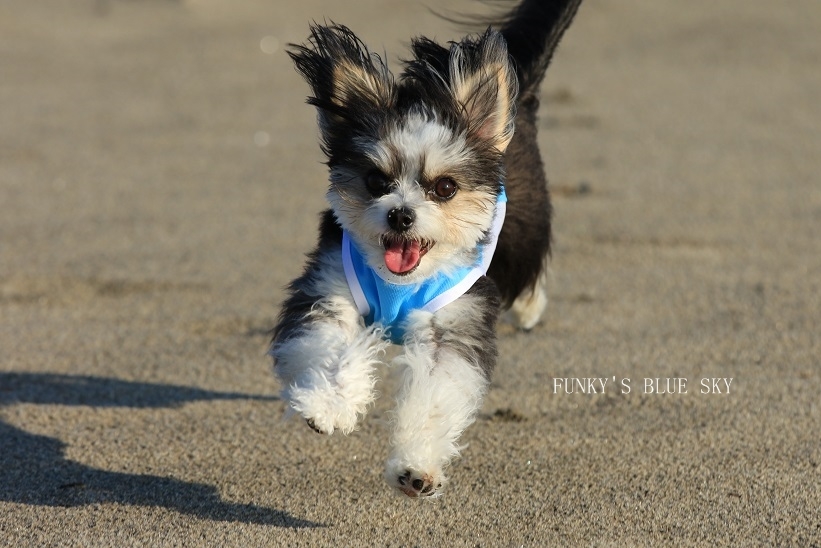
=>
[342,188,507,344]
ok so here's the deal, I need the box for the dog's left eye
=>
[432,177,458,200]
[365,170,391,197]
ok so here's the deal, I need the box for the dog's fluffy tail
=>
[498,0,582,95]
[449,0,582,97]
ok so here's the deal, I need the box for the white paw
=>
[384,335,488,498]
[287,380,368,435]
[510,275,548,330]
[385,456,445,498]
[275,324,388,435]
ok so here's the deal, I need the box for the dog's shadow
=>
[0,373,321,528]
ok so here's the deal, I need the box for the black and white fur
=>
[270,0,582,498]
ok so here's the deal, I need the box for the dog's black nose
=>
[387,207,415,232]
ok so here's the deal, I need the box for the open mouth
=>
[381,235,434,275]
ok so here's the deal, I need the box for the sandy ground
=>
[1,0,820,546]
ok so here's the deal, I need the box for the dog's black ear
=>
[288,24,394,138]
[447,30,518,153]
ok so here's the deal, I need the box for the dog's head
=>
[289,26,517,283]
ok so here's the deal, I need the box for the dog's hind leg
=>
[510,264,549,330]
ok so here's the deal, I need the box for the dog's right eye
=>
[365,170,391,197]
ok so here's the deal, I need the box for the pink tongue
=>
[384,240,421,274]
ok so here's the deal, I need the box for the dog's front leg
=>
[270,248,388,435]
[386,278,500,497]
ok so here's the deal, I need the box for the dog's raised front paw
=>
[305,418,326,434]
[287,383,369,435]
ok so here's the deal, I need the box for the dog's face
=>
[289,27,517,283]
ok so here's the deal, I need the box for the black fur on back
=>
[478,0,582,306]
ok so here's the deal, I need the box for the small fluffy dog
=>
[271,0,582,498]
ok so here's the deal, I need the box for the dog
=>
[270,0,582,498]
